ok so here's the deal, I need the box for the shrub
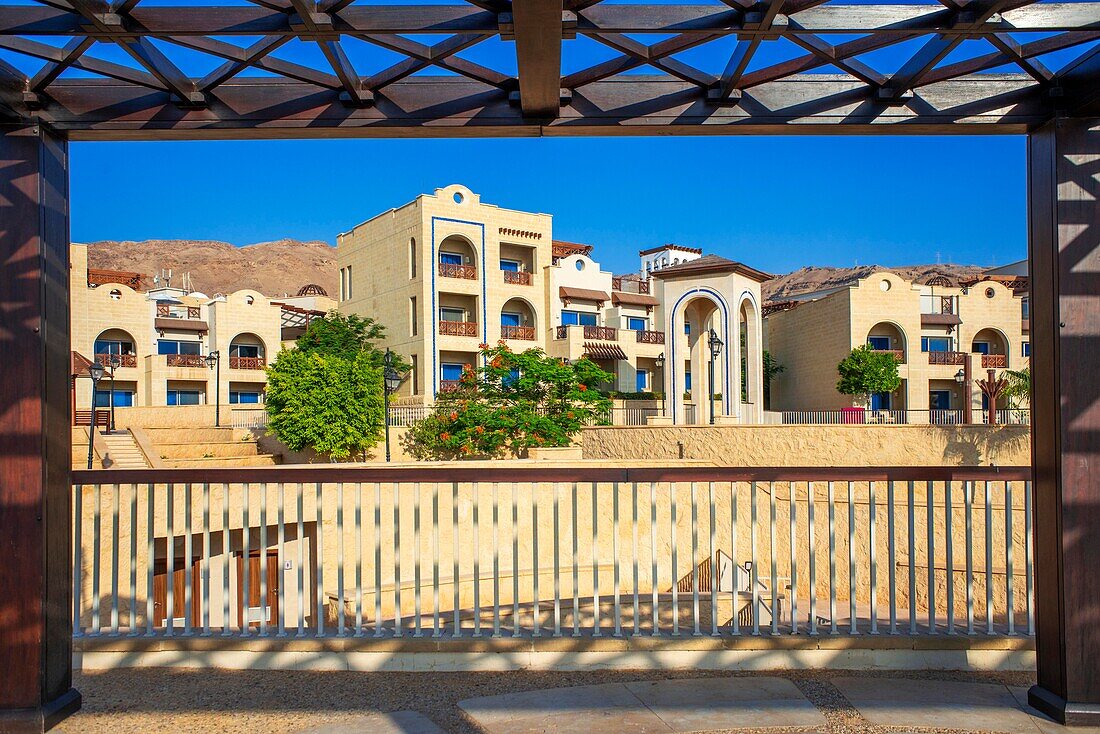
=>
[836,345,902,407]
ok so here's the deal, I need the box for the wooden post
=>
[1027,116,1100,726]
[0,124,81,732]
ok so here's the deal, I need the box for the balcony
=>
[870,348,905,363]
[584,325,617,341]
[981,353,1007,368]
[503,270,532,286]
[438,320,479,337]
[438,262,477,280]
[920,295,961,326]
[635,329,665,345]
[157,304,201,319]
[611,276,651,294]
[927,350,967,366]
[165,353,206,368]
[229,356,266,370]
[96,353,137,368]
[500,324,535,340]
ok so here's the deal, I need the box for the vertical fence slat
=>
[1005,481,1015,635]
[926,480,935,635]
[73,484,83,638]
[985,480,994,635]
[1025,481,1034,636]
[92,483,102,636]
[554,482,562,638]
[413,482,421,638]
[751,481,760,636]
[202,483,211,636]
[163,483,171,638]
[847,481,857,635]
[828,481,836,636]
[966,480,975,635]
[130,484,139,637]
[613,481,621,637]
[533,482,541,638]
[651,481,659,637]
[671,482,679,637]
[770,481,779,636]
[147,482,156,638]
[183,483,192,637]
[592,482,601,638]
[393,481,402,638]
[945,480,955,635]
[337,482,345,637]
[907,481,917,636]
[691,481,700,637]
[513,482,521,637]
[260,482,269,638]
[573,481,581,638]
[790,482,799,634]
[110,482,120,636]
[887,480,896,635]
[374,482,383,638]
[229,483,238,637]
[732,482,739,636]
[355,483,363,638]
[709,481,718,637]
[241,483,250,638]
[493,482,501,638]
[808,482,817,636]
[431,482,440,638]
[474,481,482,638]
[295,482,305,637]
[632,482,640,637]
[868,481,877,635]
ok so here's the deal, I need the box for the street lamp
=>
[953,354,973,424]
[707,328,723,425]
[108,353,121,432]
[382,349,402,463]
[87,361,105,469]
[205,350,221,427]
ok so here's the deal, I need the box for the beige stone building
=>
[764,269,1029,418]
[70,243,334,418]
[337,185,770,424]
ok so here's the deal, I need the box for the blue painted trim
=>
[667,287,732,425]
[430,216,486,398]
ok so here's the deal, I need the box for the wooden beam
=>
[0,123,81,733]
[511,0,564,115]
[28,36,94,93]
[1,3,1097,36]
[1027,114,1100,727]
[2,74,1061,138]
[0,36,165,89]
[196,35,289,92]
[918,30,1098,86]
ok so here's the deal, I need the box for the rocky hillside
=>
[82,238,992,303]
[81,238,338,298]
[762,263,987,302]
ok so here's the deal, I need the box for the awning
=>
[560,286,610,303]
[155,317,209,333]
[583,341,628,360]
[71,350,94,377]
[612,292,660,308]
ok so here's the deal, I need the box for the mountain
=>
[81,238,992,304]
[761,264,988,302]
[81,238,338,298]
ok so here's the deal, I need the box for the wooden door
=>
[153,557,201,627]
[236,550,280,627]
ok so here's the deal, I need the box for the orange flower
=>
[440,432,451,441]
[491,357,503,368]
[475,425,485,434]
[578,384,587,392]
[567,411,575,419]
[449,412,458,421]
[478,343,489,350]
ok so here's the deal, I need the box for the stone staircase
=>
[144,427,278,467]
[99,430,150,469]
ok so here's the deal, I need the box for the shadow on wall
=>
[942,426,1031,466]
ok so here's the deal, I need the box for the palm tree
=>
[1002,367,1031,408]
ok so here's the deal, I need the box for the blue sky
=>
[71,134,1027,275]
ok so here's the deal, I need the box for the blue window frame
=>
[972,341,990,355]
[95,390,134,408]
[921,336,952,353]
[503,368,520,387]
[561,310,597,327]
[230,391,262,404]
[158,340,201,356]
[95,339,133,356]
[499,259,520,272]
[439,252,463,265]
[636,369,648,392]
[230,344,260,358]
[684,322,691,335]
[167,390,201,406]
[501,312,521,327]
[685,372,692,391]
[1023,342,1030,357]
[439,307,465,322]
[627,317,647,331]
[867,336,891,350]
[441,363,464,382]
[870,391,891,410]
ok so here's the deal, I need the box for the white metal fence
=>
[71,466,1032,641]
[230,407,268,429]
[782,409,1029,426]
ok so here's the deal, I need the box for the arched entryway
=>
[666,290,731,425]
[437,234,478,280]
[229,333,267,370]
[500,297,537,342]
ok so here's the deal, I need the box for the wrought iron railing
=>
[438,320,479,337]
[503,270,531,285]
[165,353,205,368]
[70,465,1033,640]
[635,329,665,344]
[500,324,535,340]
[438,262,477,280]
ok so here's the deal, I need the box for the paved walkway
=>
[55,668,1100,734]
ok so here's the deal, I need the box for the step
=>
[162,455,279,468]
[144,427,250,443]
[153,441,265,459]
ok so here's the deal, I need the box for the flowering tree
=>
[403,342,613,460]
[836,345,901,407]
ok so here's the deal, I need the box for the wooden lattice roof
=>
[0,0,1095,139]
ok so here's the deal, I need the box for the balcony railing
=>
[439,379,463,393]
[583,325,617,341]
[611,276,651,294]
[438,262,477,280]
[869,348,905,363]
[503,270,531,286]
[928,351,967,366]
[70,465,1033,641]
[165,353,206,367]
[95,353,137,368]
[635,329,665,345]
[500,324,535,340]
[438,320,479,337]
[157,304,201,319]
[981,354,1007,368]
[229,356,266,370]
[780,409,1028,426]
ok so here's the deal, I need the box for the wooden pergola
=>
[0,0,1098,729]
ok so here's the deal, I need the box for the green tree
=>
[762,350,785,408]
[836,345,901,407]
[296,311,407,370]
[404,343,614,460]
[265,349,385,461]
[1002,367,1031,407]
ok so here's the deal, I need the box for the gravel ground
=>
[55,668,1038,734]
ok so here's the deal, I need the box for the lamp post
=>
[654,352,665,415]
[108,353,120,432]
[953,352,973,424]
[205,350,221,427]
[87,361,105,469]
[382,349,402,463]
[707,328,723,425]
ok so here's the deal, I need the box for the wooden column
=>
[0,124,81,732]
[1027,116,1100,726]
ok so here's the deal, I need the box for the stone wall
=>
[581,424,1031,467]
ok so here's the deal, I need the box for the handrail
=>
[73,464,1032,485]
